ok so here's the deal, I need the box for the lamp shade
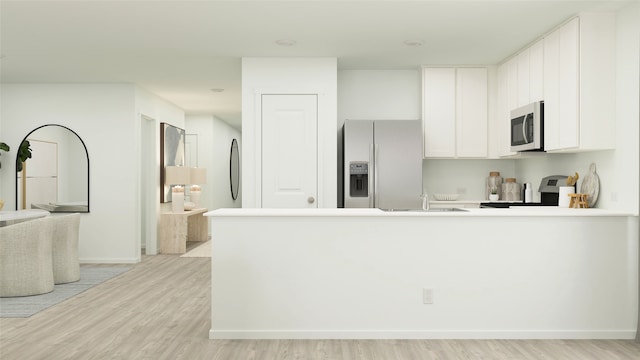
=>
[190,167,207,184]
[165,166,190,185]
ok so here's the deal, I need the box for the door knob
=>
[307,196,315,204]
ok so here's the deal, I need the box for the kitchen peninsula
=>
[206,208,637,340]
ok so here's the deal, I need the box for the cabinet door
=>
[497,63,517,157]
[456,68,488,157]
[517,49,530,107]
[529,39,544,102]
[506,57,519,115]
[543,28,560,151]
[557,17,579,149]
[423,68,456,157]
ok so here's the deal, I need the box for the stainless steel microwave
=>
[510,101,544,152]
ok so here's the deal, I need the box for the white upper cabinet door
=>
[506,57,519,114]
[543,28,561,151]
[456,68,488,158]
[423,67,456,157]
[557,17,580,150]
[545,18,579,151]
[261,94,318,208]
[528,39,544,103]
[496,63,516,157]
[517,49,530,107]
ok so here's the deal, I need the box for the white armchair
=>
[0,217,55,297]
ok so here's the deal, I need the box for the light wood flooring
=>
[1,247,639,360]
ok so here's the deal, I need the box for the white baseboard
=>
[209,329,637,340]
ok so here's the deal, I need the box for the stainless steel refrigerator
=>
[343,120,423,209]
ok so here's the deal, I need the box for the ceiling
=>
[0,0,632,129]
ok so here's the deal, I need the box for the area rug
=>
[0,266,130,318]
[180,240,211,258]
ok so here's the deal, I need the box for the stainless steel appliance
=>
[343,120,423,209]
[480,175,574,208]
[510,101,544,152]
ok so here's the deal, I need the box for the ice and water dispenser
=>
[349,162,369,197]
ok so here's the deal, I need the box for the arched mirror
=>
[229,138,239,200]
[16,124,90,213]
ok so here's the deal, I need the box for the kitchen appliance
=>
[343,120,422,209]
[510,101,544,152]
[480,175,573,208]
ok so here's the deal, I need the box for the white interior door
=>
[261,94,318,208]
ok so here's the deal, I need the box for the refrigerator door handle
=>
[369,144,374,208]
[373,143,379,208]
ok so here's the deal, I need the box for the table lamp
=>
[165,166,190,213]
[189,167,207,208]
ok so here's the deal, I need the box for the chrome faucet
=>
[420,192,430,211]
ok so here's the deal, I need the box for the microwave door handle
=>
[522,116,529,143]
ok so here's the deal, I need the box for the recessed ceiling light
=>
[404,40,424,47]
[210,88,225,93]
[275,39,297,47]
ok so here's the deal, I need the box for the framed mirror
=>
[16,124,90,213]
[160,122,186,203]
[230,138,239,200]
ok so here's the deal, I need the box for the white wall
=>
[135,86,186,256]
[338,70,421,121]
[0,84,185,262]
[241,57,337,208]
[185,115,242,233]
[423,159,517,201]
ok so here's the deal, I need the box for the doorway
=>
[140,115,158,256]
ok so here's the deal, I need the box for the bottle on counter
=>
[524,183,533,203]
[502,178,522,201]
[486,172,503,200]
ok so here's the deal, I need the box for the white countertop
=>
[205,207,633,217]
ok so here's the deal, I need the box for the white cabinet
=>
[543,14,615,152]
[517,49,530,106]
[544,18,579,150]
[528,40,544,103]
[423,68,456,157]
[456,68,488,157]
[514,39,545,109]
[423,67,487,158]
[496,39,545,157]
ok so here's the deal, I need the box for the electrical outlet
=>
[456,187,467,195]
[611,192,618,202]
[423,288,434,304]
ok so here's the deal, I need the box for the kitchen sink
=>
[380,208,468,212]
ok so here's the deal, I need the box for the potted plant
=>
[489,187,499,201]
[0,140,32,171]
[15,140,32,172]
[0,142,9,169]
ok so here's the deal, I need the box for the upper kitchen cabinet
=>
[496,39,544,157]
[543,14,616,152]
[422,67,488,158]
